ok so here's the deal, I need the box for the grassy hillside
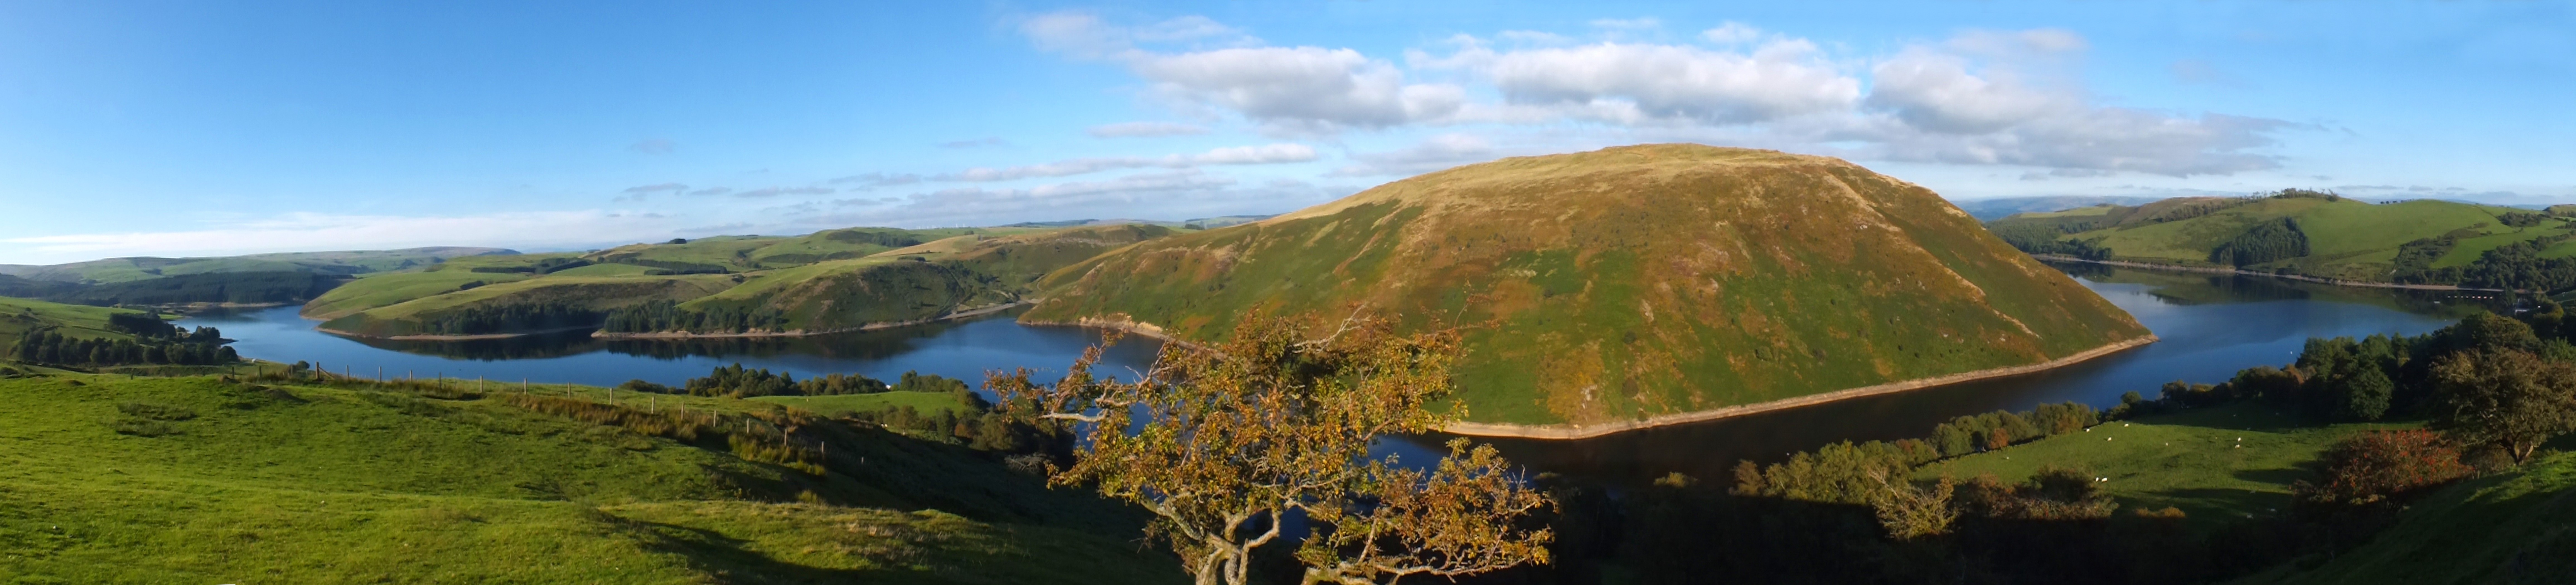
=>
[1918,401,2413,532]
[2250,451,2576,584]
[303,271,540,320]
[3,247,512,284]
[47,270,343,306]
[1988,193,2558,282]
[323,275,740,337]
[1029,144,2152,427]
[297,225,1174,338]
[0,296,146,342]
[0,373,1179,583]
[604,225,1178,335]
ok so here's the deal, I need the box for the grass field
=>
[2242,451,2576,584]
[301,271,537,319]
[1918,401,2413,533]
[750,391,978,418]
[322,274,740,336]
[2002,196,2553,281]
[543,262,662,277]
[0,373,1180,584]
[0,296,147,341]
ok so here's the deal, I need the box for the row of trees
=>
[621,364,975,400]
[2207,217,2311,267]
[599,300,790,334]
[10,329,237,367]
[413,300,603,335]
[1987,222,2116,260]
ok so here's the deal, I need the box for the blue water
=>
[181,307,1165,391]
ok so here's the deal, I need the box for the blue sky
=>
[1,1,2569,264]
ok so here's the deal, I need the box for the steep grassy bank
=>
[1030,144,2151,428]
[0,373,1180,583]
[2249,451,2576,584]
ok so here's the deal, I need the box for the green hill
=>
[0,247,513,284]
[2250,451,2576,584]
[320,274,741,337]
[1026,144,2153,431]
[1986,192,2576,287]
[609,225,1178,335]
[0,296,147,342]
[309,225,1177,338]
[0,373,1179,583]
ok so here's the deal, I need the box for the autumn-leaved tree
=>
[988,312,1553,585]
[2431,348,2576,464]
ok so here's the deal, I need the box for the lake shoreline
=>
[2031,256,2516,293]
[590,302,1027,340]
[1440,334,2162,440]
[314,302,1029,342]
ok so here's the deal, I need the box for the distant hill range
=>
[1983,190,2576,292]
[1950,196,2166,221]
[0,247,517,308]
[0,247,515,284]
[1001,215,1275,230]
[1026,144,2154,434]
[307,224,1176,338]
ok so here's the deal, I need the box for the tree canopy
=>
[989,312,1553,585]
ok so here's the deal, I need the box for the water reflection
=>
[1429,263,2503,487]
[181,306,1162,394]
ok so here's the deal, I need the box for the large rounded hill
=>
[1026,144,2152,434]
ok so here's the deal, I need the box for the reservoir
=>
[180,262,2497,485]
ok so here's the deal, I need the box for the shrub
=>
[2292,429,2472,508]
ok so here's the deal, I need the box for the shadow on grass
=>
[614,516,921,585]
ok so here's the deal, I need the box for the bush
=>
[2292,429,2472,508]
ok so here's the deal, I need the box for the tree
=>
[2340,366,2394,421]
[2430,348,2576,463]
[989,312,1553,585]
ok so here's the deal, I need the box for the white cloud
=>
[1329,134,1502,177]
[1133,47,1464,134]
[828,172,921,188]
[1087,121,1212,138]
[801,170,1341,227]
[0,211,688,264]
[1700,22,1762,45]
[1867,47,2077,134]
[941,143,1318,182]
[1024,16,2298,179]
[1427,38,1861,125]
[733,186,836,198]
[1022,11,1463,135]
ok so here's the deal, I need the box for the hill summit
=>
[1026,144,2154,435]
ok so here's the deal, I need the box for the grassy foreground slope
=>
[2252,452,2576,584]
[1918,401,2412,532]
[1030,144,2152,427]
[0,374,1179,584]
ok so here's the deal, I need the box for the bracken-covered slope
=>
[1027,144,2152,429]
